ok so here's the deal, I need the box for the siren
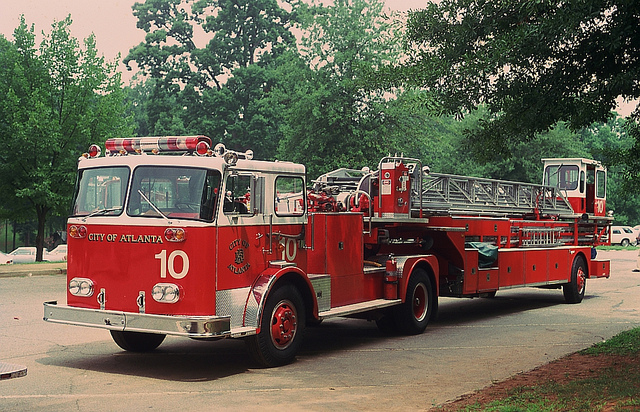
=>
[212,143,255,165]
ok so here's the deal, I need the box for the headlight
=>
[69,278,94,297]
[152,283,181,303]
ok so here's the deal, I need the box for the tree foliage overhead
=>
[276,0,405,178]
[124,0,298,159]
[0,16,131,259]
[401,0,640,162]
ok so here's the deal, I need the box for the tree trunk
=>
[35,205,49,261]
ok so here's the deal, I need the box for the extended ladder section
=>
[312,164,577,219]
[414,172,575,218]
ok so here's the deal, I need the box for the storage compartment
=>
[590,259,610,278]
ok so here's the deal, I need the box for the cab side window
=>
[596,170,606,198]
[275,176,305,216]
[224,174,252,214]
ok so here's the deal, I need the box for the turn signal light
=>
[69,225,87,239]
[164,227,186,242]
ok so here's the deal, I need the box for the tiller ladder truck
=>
[44,136,611,366]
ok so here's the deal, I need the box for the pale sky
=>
[1,0,634,115]
[1,0,428,78]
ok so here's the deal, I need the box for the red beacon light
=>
[80,144,102,159]
[195,140,210,156]
[104,136,212,156]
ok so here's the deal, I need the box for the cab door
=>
[216,172,307,291]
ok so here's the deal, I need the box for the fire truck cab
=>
[542,158,607,217]
[44,136,612,367]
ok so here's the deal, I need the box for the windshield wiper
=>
[82,207,122,221]
[137,190,170,221]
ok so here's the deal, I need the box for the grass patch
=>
[596,245,638,251]
[580,328,640,356]
[448,328,640,411]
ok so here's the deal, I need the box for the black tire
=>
[622,239,630,247]
[563,256,587,304]
[393,268,435,335]
[246,284,306,367]
[110,330,166,352]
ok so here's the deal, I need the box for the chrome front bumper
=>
[43,301,231,338]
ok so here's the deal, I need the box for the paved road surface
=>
[0,250,639,411]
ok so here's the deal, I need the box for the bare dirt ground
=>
[432,352,640,411]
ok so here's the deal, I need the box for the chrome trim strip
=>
[216,287,251,329]
[498,280,567,290]
[43,301,230,337]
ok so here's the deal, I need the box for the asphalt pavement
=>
[0,250,638,410]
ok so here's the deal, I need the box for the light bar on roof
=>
[104,136,212,155]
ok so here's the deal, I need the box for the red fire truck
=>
[44,136,612,367]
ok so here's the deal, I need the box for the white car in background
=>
[8,247,37,263]
[610,226,637,246]
[45,244,67,262]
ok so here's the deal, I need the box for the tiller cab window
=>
[72,166,221,222]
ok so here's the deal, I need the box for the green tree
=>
[124,0,297,159]
[0,16,131,260]
[275,0,404,178]
[397,0,640,165]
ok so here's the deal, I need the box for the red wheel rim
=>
[577,267,586,294]
[412,283,428,322]
[269,299,297,350]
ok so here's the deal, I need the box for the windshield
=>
[127,166,221,221]
[544,165,580,191]
[72,167,130,216]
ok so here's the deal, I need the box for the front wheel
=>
[110,330,166,352]
[393,268,435,335]
[246,284,306,367]
[563,256,587,304]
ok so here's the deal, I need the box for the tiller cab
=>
[44,136,611,367]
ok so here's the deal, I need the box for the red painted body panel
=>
[67,223,217,316]
[306,213,384,306]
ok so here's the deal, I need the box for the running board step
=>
[318,299,402,319]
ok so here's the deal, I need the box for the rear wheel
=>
[563,256,587,304]
[246,284,306,367]
[110,330,165,352]
[393,269,434,335]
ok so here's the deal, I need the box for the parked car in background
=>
[610,226,637,246]
[45,244,67,262]
[0,251,12,264]
[8,246,37,263]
